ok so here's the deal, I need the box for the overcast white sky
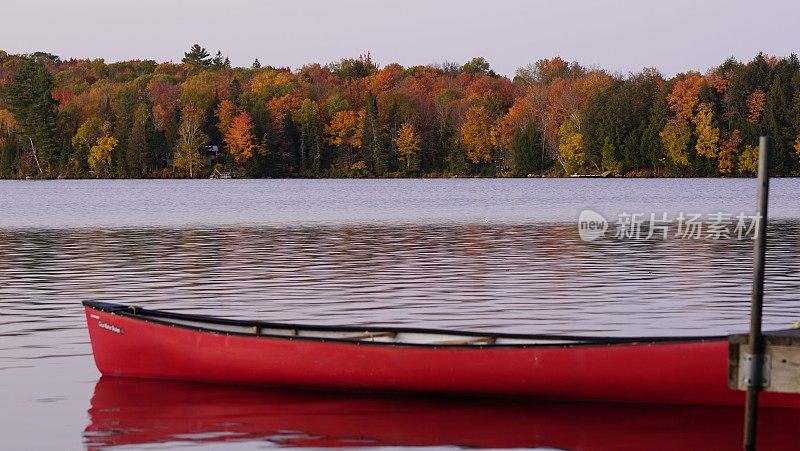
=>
[2,0,798,77]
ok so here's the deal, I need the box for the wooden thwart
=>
[434,336,496,346]
[729,330,800,394]
[343,331,398,340]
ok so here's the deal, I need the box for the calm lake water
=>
[1,178,799,450]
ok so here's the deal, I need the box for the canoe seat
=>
[434,336,496,346]
[342,331,397,341]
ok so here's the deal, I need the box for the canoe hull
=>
[84,305,800,407]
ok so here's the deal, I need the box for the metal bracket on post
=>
[739,353,771,388]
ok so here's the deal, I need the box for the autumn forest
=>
[1,46,799,179]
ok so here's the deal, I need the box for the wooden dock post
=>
[743,136,770,451]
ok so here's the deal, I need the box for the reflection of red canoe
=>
[86,377,800,450]
[83,301,799,407]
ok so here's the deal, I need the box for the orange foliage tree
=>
[747,90,766,123]
[717,130,741,175]
[324,110,364,171]
[224,111,257,164]
[215,99,240,136]
[666,74,704,121]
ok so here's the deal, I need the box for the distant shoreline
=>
[1,51,798,180]
[3,174,791,181]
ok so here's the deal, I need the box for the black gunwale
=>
[83,300,726,348]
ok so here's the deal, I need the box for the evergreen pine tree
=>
[182,44,211,67]
[511,123,541,176]
[4,58,59,175]
[212,51,225,69]
[228,78,242,103]
[127,104,153,177]
[763,77,793,172]
[0,130,18,177]
[601,136,622,174]
[362,91,386,175]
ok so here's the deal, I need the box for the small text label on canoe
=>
[98,321,123,334]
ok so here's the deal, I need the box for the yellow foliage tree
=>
[794,136,800,158]
[557,119,584,174]
[394,121,421,171]
[350,160,367,171]
[251,69,296,99]
[461,106,493,165]
[180,72,218,112]
[174,105,208,178]
[87,135,118,176]
[693,103,720,158]
[738,144,759,175]
[659,119,691,166]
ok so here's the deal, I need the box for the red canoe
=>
[83,301,800,408]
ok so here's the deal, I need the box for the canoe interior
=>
[83,301,725,348]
